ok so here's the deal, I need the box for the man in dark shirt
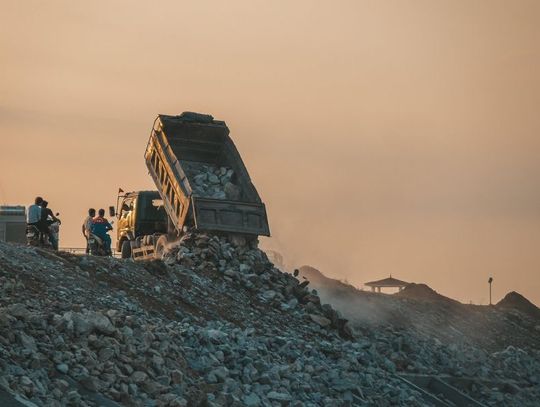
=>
[40,200,61,250]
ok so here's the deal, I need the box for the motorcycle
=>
[26,213,61,249]
[88,220,114,256]
[25,224,42,247]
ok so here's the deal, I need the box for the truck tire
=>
[155,235,168,259]
[121,240,132,259]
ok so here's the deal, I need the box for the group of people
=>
[27,196,61,250]
[82,208,113,254]
[26,198,114,254]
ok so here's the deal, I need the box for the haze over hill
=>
[297,264,540,351]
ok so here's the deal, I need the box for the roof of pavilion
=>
[365,276,409,287]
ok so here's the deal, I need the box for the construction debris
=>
[0,239,423,406]
[181,162,241,200]
[1,239,539,406]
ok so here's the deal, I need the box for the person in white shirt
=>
[82,208,96,254]
[27,196,44,244]
[27,196,43,226]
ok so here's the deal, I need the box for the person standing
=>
[82,208,96,254]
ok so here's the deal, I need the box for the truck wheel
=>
[121,240,132,259]
[155,235,168,259]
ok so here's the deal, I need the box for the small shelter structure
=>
[365,275,409,293]
[0,206,26,243]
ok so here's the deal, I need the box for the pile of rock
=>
[0,239,428,406]
[2,237,539,406]
[181,162,241,200]
[165,232,353,339]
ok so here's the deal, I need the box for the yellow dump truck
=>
[114,112,270,259]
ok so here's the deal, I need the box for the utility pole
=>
[488,277,493,305]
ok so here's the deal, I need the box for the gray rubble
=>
[0,238,423,406]
[181,162,241,200]
[0,237,539,406]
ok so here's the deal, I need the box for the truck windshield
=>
[138,195,167,222]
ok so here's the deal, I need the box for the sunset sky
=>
[1,0,539,305]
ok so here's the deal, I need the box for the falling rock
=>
[304,294,320,305]
[298,280,310,289]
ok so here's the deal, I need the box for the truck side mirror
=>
[109,206,116,217]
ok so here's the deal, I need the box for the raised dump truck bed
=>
[144,112,270,237]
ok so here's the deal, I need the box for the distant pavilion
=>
[365,276,409,293]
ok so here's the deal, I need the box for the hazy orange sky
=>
[1,1,539,305]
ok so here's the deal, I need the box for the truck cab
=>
[115,191,168,258]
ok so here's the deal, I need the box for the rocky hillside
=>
[298,265,540,349]
[297,265,540,406]
[1,239,539,406]
[1,237,426,407]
